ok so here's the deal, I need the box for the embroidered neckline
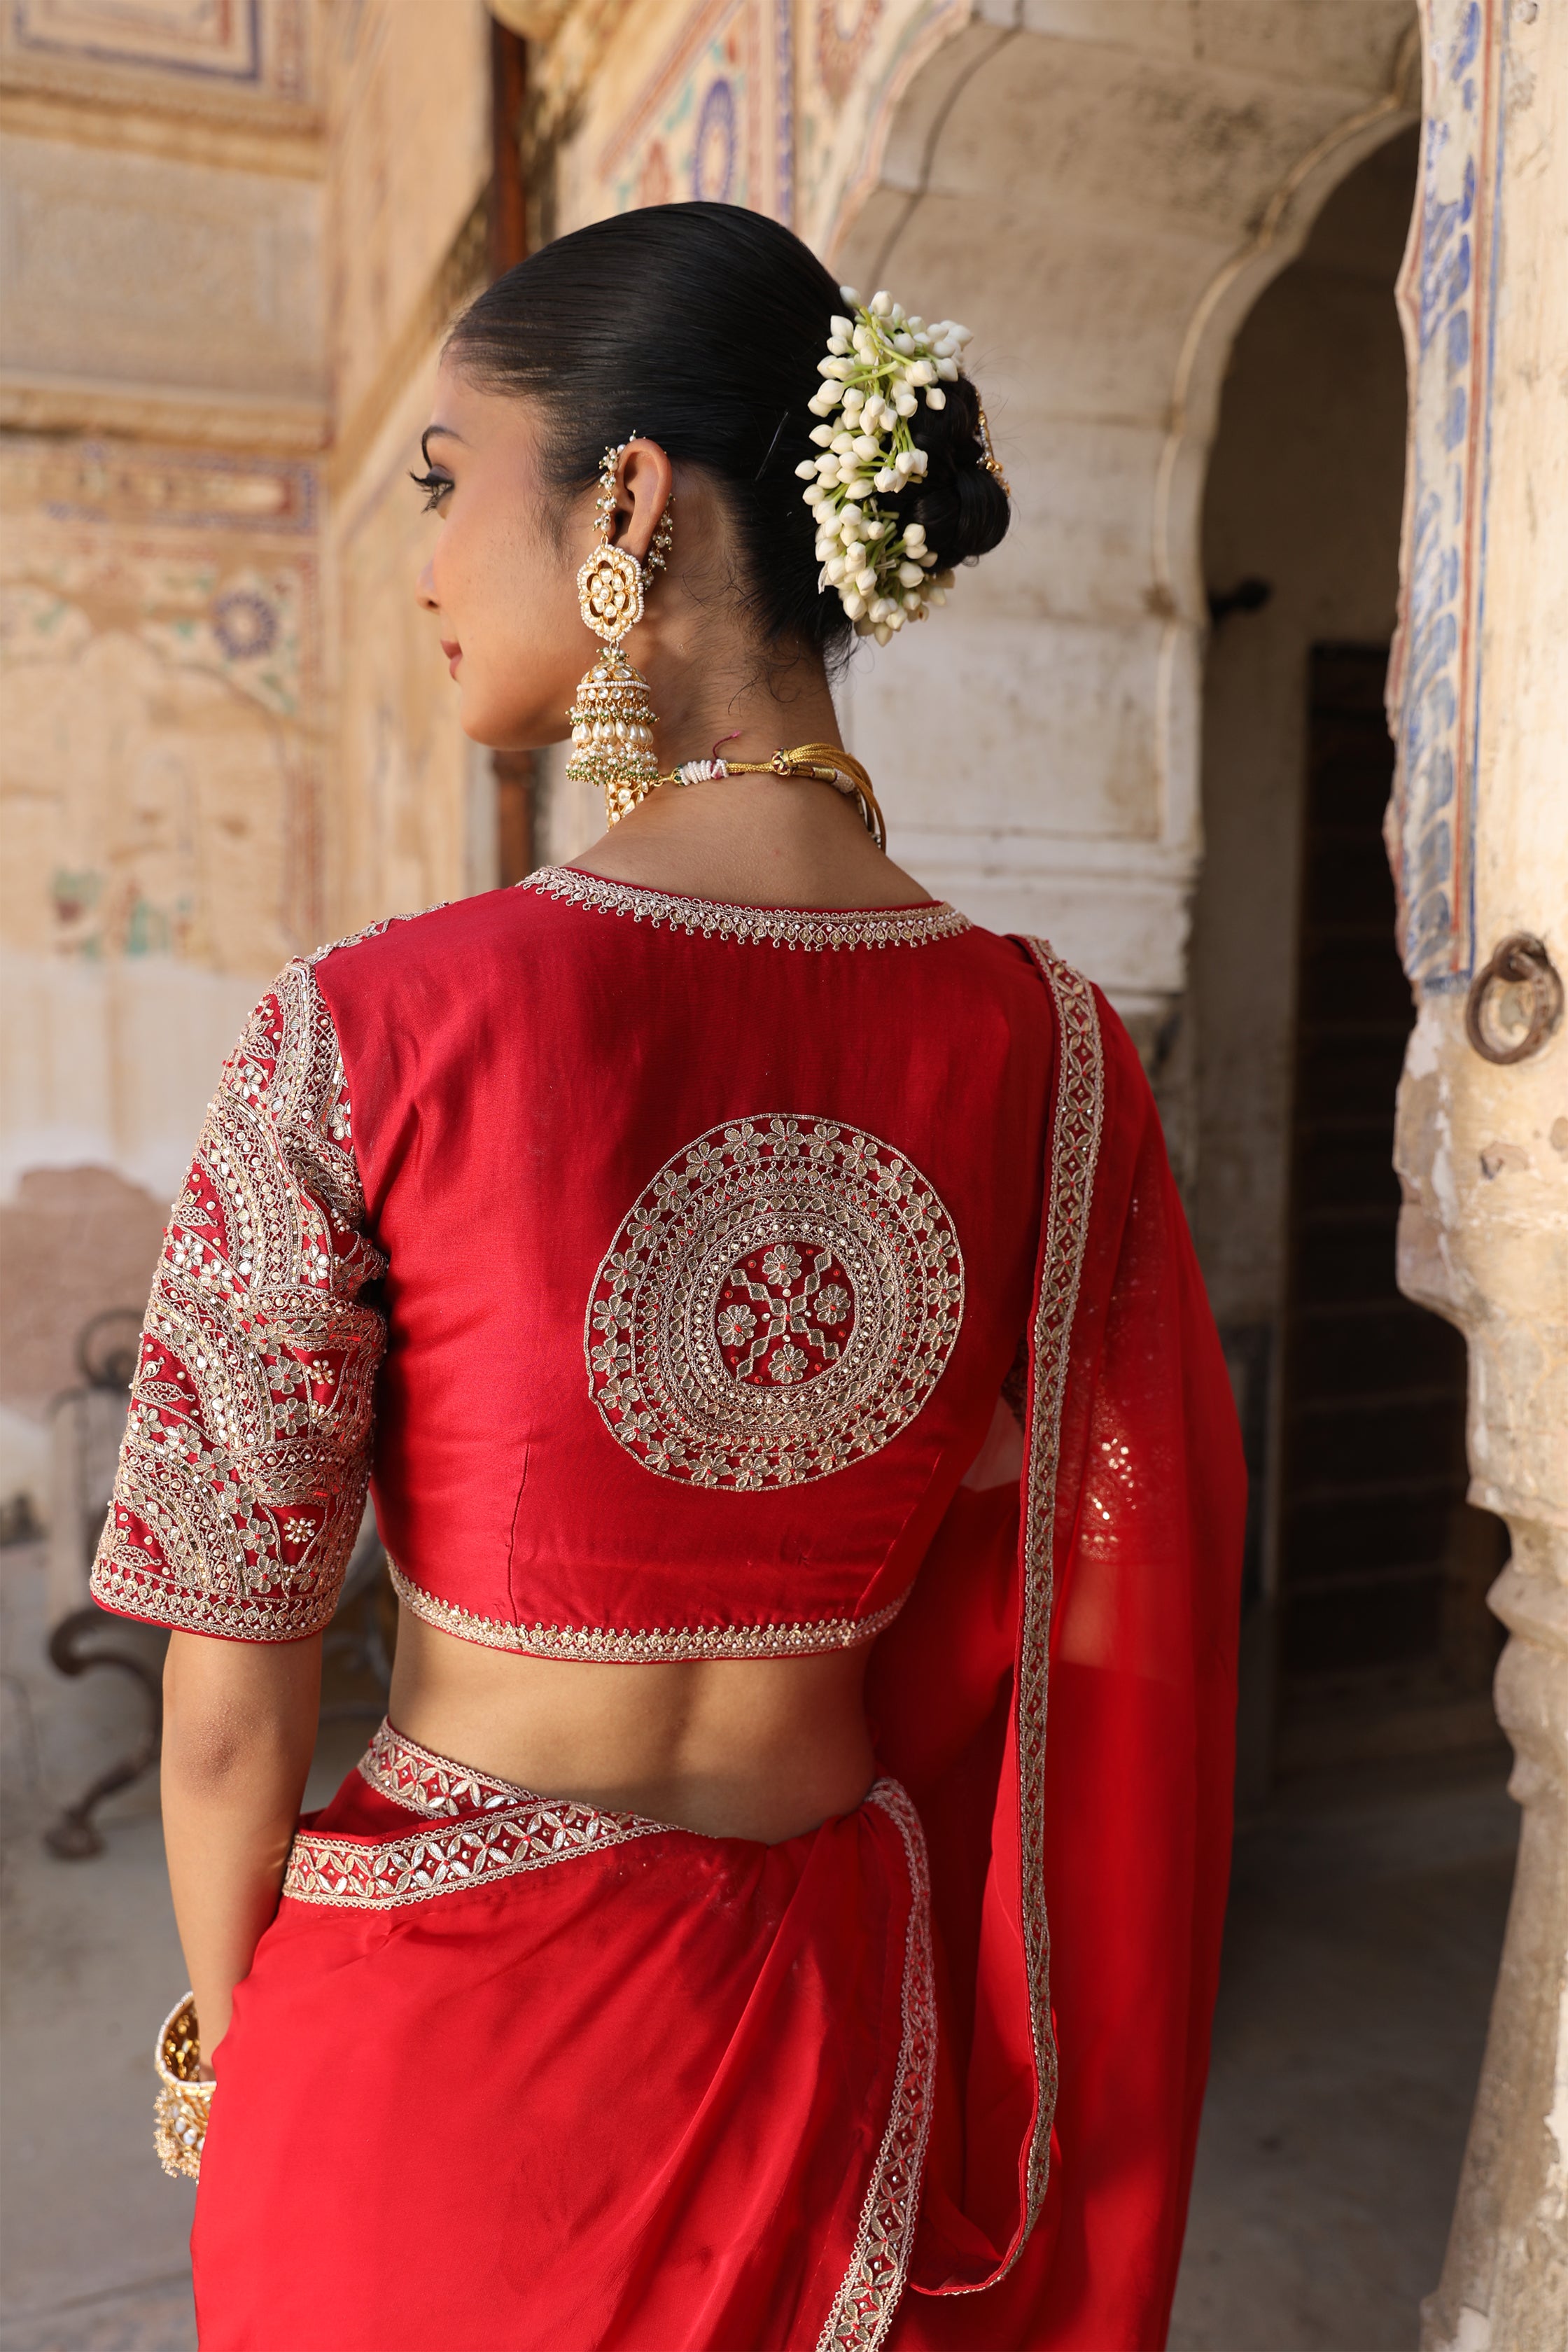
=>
[520,866,969,952]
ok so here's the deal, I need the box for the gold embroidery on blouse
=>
[816,1779,937,2351]
[1013,942,1105,2250]
[387,1560,907,1661]
[522,866,970,952]
[90,959,387,1642]
[283,1784,671,1909]
[585,1114,965,1490]
[358,1719,534,1818]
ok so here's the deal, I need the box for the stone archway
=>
[829,5,1420,1077]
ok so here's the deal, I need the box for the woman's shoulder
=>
[299,880,563,1002]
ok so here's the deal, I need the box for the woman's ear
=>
[610,439,676,563]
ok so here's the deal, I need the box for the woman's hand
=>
[161,1630,323,2071]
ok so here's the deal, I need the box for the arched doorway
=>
[1189,124,1508,1794]
[1169,127,1518,2347]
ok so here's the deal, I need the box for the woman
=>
[93,203,1244,2350]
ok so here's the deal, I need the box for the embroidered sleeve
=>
[90,960,387,1642]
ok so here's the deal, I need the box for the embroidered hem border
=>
[816,1779,937,2352]
[386,1560,907,1660]
[522,867,970,953]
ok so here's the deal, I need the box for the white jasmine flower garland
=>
[795,286,972,646]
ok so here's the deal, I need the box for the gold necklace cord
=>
[654,743,886,851]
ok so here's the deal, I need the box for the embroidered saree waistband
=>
[264,1720,938,2348]
[386,1560,907,1661]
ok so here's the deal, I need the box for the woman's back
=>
[302,841,1050,1835]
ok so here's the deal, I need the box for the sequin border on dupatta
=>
[1013,941,1105,2246]
[521,866,970,953]
[816,1779,937,2351]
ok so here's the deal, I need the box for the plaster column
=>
[1393,5,1568,2344]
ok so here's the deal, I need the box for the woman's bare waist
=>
[385,1602,878,1844]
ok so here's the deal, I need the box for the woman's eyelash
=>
[410,469,453,511]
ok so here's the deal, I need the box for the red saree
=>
[93,869,1244,2350]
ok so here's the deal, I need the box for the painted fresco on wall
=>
[796,0,967,258]
[1388,0,1504,993]
[0,439,319,979]
[593,0,795,223]
[2,0,312,97]
[562,0,972,270]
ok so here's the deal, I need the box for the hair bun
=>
[901,374,1010,572]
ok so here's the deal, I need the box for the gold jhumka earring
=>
[564,440,674,826]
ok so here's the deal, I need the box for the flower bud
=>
[895,391,918,419]
[897,561,924,587]
[842,590,865,619]
[794,458,818,479]
[839,284,860,306]
[870,290,892,316]
[925,387,946,410]
[937,356,959,382]
[830,314,853,338]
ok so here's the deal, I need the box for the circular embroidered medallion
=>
[584,1115,965,1488]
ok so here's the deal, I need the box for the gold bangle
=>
[154,1992,212,2180]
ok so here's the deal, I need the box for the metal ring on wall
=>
[1464,934,1564,1065]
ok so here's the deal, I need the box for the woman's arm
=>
[162,1630,323,2070]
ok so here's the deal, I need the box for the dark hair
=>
[446,202,1009,668]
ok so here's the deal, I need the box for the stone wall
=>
[0,4,330,1504]
[0,1,499,1505]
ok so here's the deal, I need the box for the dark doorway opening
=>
[1275,645,1506,1765]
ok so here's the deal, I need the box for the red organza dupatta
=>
[872,944,1246,2350]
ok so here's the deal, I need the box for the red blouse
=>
[92,867,1048,1658]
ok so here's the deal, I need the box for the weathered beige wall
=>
[1402,1,1568,2340]
[0,7,330,1502]
[0,1,496,1512]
